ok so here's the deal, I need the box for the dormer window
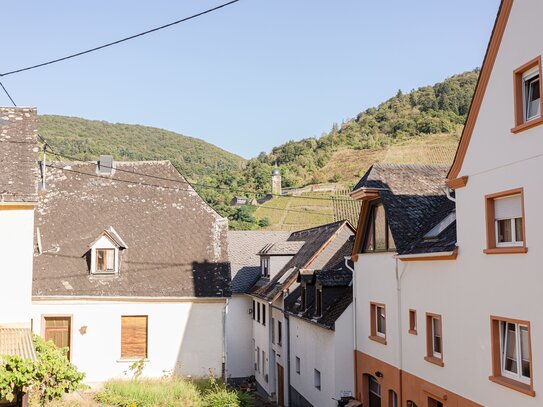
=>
[261,257,270,277]
[89,226,127,275]
[301,285,307,311]
[96,248,115,273]
[315,287,322,317]
[363,201,396,253]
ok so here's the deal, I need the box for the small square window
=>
[314,369,321,390]
[485,189,527,254]
[95,248,115,273]
[409,309,417,335]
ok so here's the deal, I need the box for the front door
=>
[44,316,71,360]
[277,363,285,407]
[368,375,381,407]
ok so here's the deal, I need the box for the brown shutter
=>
[121,316,148,359]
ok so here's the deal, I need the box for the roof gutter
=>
[394,248,458,262]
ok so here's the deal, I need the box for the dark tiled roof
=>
[258,241,305,256]
[227,231,290,294]
[250,221,354,301]
[285,265,353,330]
[33,161,231,298]
[0,107,39,203]
[353,164,456,255]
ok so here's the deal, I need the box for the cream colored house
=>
[351,1,543,405]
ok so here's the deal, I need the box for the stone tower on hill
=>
[271,168,282,196]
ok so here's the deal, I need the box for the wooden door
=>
[277,363,285,407]
[44,316,71,360]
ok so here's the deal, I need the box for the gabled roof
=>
[33,160,230,298]
[258,241,305,256]
[447,0,513,184]
[88,226,128,249]
[284,239,354,330]
[227,230,290,294]
[0,107,39,203]
[352,164,456,256]
[250,220,354,301]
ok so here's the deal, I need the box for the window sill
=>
[368,335,387,345]
[489,375,535,397]
[116,358,150,363]
[511,116,543,134]
[424,356,444,367]
[483,247,528,255]
[408,329,418,335]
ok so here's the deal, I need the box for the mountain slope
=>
[38,115,246,181]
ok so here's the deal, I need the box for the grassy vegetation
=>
[94,377,253,407]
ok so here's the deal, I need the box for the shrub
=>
[0,335,86,406]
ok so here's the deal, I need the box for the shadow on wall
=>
[172,261,231,378]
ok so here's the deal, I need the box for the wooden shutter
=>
[121,316,148,359]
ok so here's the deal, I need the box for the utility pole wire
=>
[0,81,17,106]
[0,0,241,78]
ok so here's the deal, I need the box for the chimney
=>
[97,155,115,176]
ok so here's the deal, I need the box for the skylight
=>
[424,211,456,240]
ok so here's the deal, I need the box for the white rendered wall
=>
[225,295,253,380]
[31,300,226,384]
[252,298,271,395]
[0,208,34,324]
[289,309,354,407]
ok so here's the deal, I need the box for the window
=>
[425,314,443,366]
[271,318,275,344]
[316,287,322,317]
[389,390,398,407]
[278,321,282,346]
[369,303,386,344]
[409,309,417,335]
[490,316,534,395]
[296,357,301,374]
[262,304,266,326]
[262,350,266,376]
[484,189,527,254]
[369,376,380,399]
[314,369,321,390]
[428,398,444,407]
[121,316,148,359]
[301,285,307,311]
[257,346,260,373]
[257,302,261,323]
[252,300,255,320]
[261,257,269,277]
[95,248,115,273]
[513,56,543,133]
[363,202,396,253]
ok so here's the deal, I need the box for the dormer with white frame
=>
[88,226,127,275]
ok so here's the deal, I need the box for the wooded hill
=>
[38,115,246,181]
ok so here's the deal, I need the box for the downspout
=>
[395,259,408,405]
[222,298,227,381]
[344,256,357,398]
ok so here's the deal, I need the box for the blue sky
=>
[1,0,499,158]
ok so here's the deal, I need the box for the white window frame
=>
[495,217,523,247]
[261,256,270,277]
[94,247,116,274]
[523,69,541,122]
[376,305,386,338]
[431,316,442,358]
[500,321,531,384]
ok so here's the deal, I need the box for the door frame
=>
[41,314,73,361]
[276,362,285,407]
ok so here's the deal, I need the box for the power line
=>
[43,162,335,218]
[33,136,353,202]
[0,0,241,78]
[0,81,17,106]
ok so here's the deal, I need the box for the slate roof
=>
[0,107,39,203]
[33,160,231,298]
[0,328,37,362]
[258,241,305,256]
[250,221,354,301]
[284,238,354,330]
[353,164,456,255]
[227,231,290,294]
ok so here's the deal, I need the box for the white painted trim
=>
[32,296,228,303]
[394,251,455,260]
